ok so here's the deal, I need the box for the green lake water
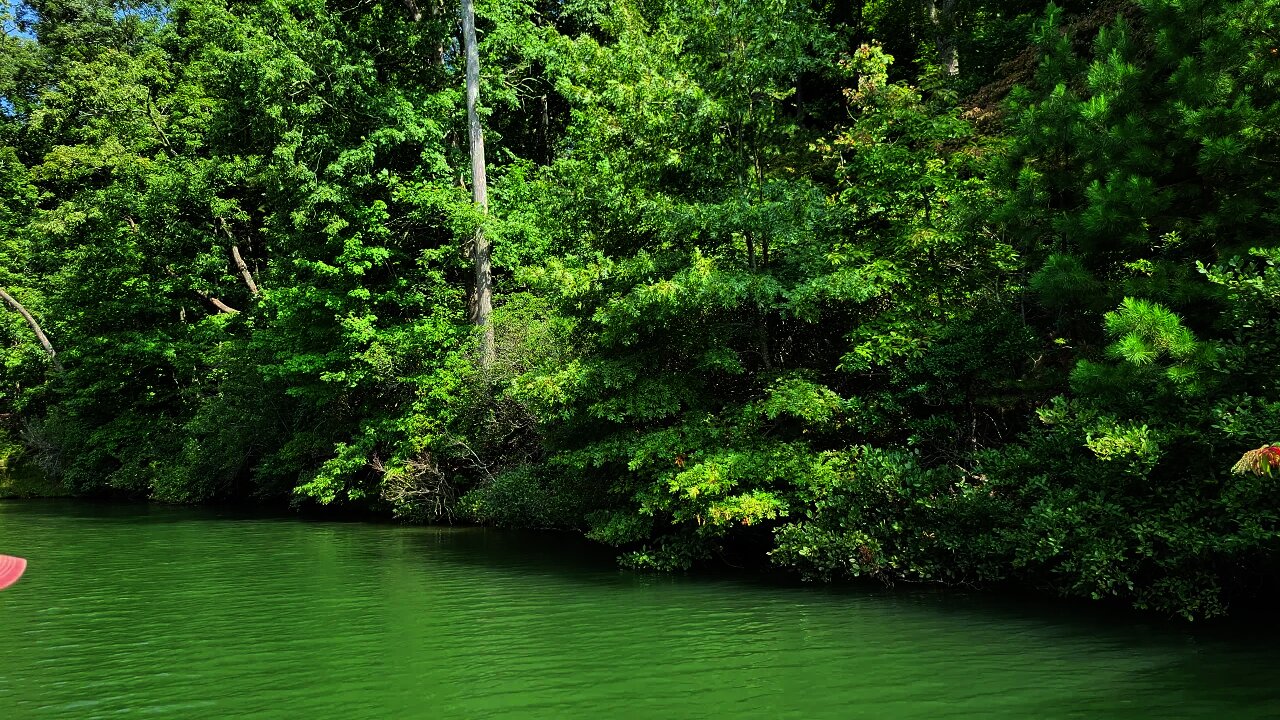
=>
[1,500,1277,719]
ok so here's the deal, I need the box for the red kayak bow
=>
[0,554,27,590]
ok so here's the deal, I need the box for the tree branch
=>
[0,287,62,372]
[231,245,260,296]
[218,219,261,296]
[164,266,240,314]
[200,291,240,315]
[146,97,179,158]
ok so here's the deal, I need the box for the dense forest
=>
[0,0,1277,618]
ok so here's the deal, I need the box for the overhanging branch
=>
[0,287,63,372]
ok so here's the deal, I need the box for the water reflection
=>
[0,500,1276,719]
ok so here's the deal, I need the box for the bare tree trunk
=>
[540,93,550,165]
[462,0,495,366]
[0,287,62,372]
[926,0,959,77]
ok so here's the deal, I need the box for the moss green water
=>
[0,500,1276,719]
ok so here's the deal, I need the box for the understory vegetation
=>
[1,0,1277,618]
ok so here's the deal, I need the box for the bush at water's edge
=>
[0,439,68,499]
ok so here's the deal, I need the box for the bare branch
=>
[0,287,62,372]
[231,245,260,296]
[146,97,179,158]
[217,218,261,296]
[201,292,240,315]
[374,451,456,521]
[164,266,239,314]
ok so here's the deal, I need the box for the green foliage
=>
[772,446,1012,584]
[1,0,1277,619]
[458,464,595,529]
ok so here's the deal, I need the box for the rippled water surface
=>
[1,500,1277,719]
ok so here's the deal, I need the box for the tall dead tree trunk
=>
[926,0,959,77]
[0,287,62,372]
[462,0,495,366]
